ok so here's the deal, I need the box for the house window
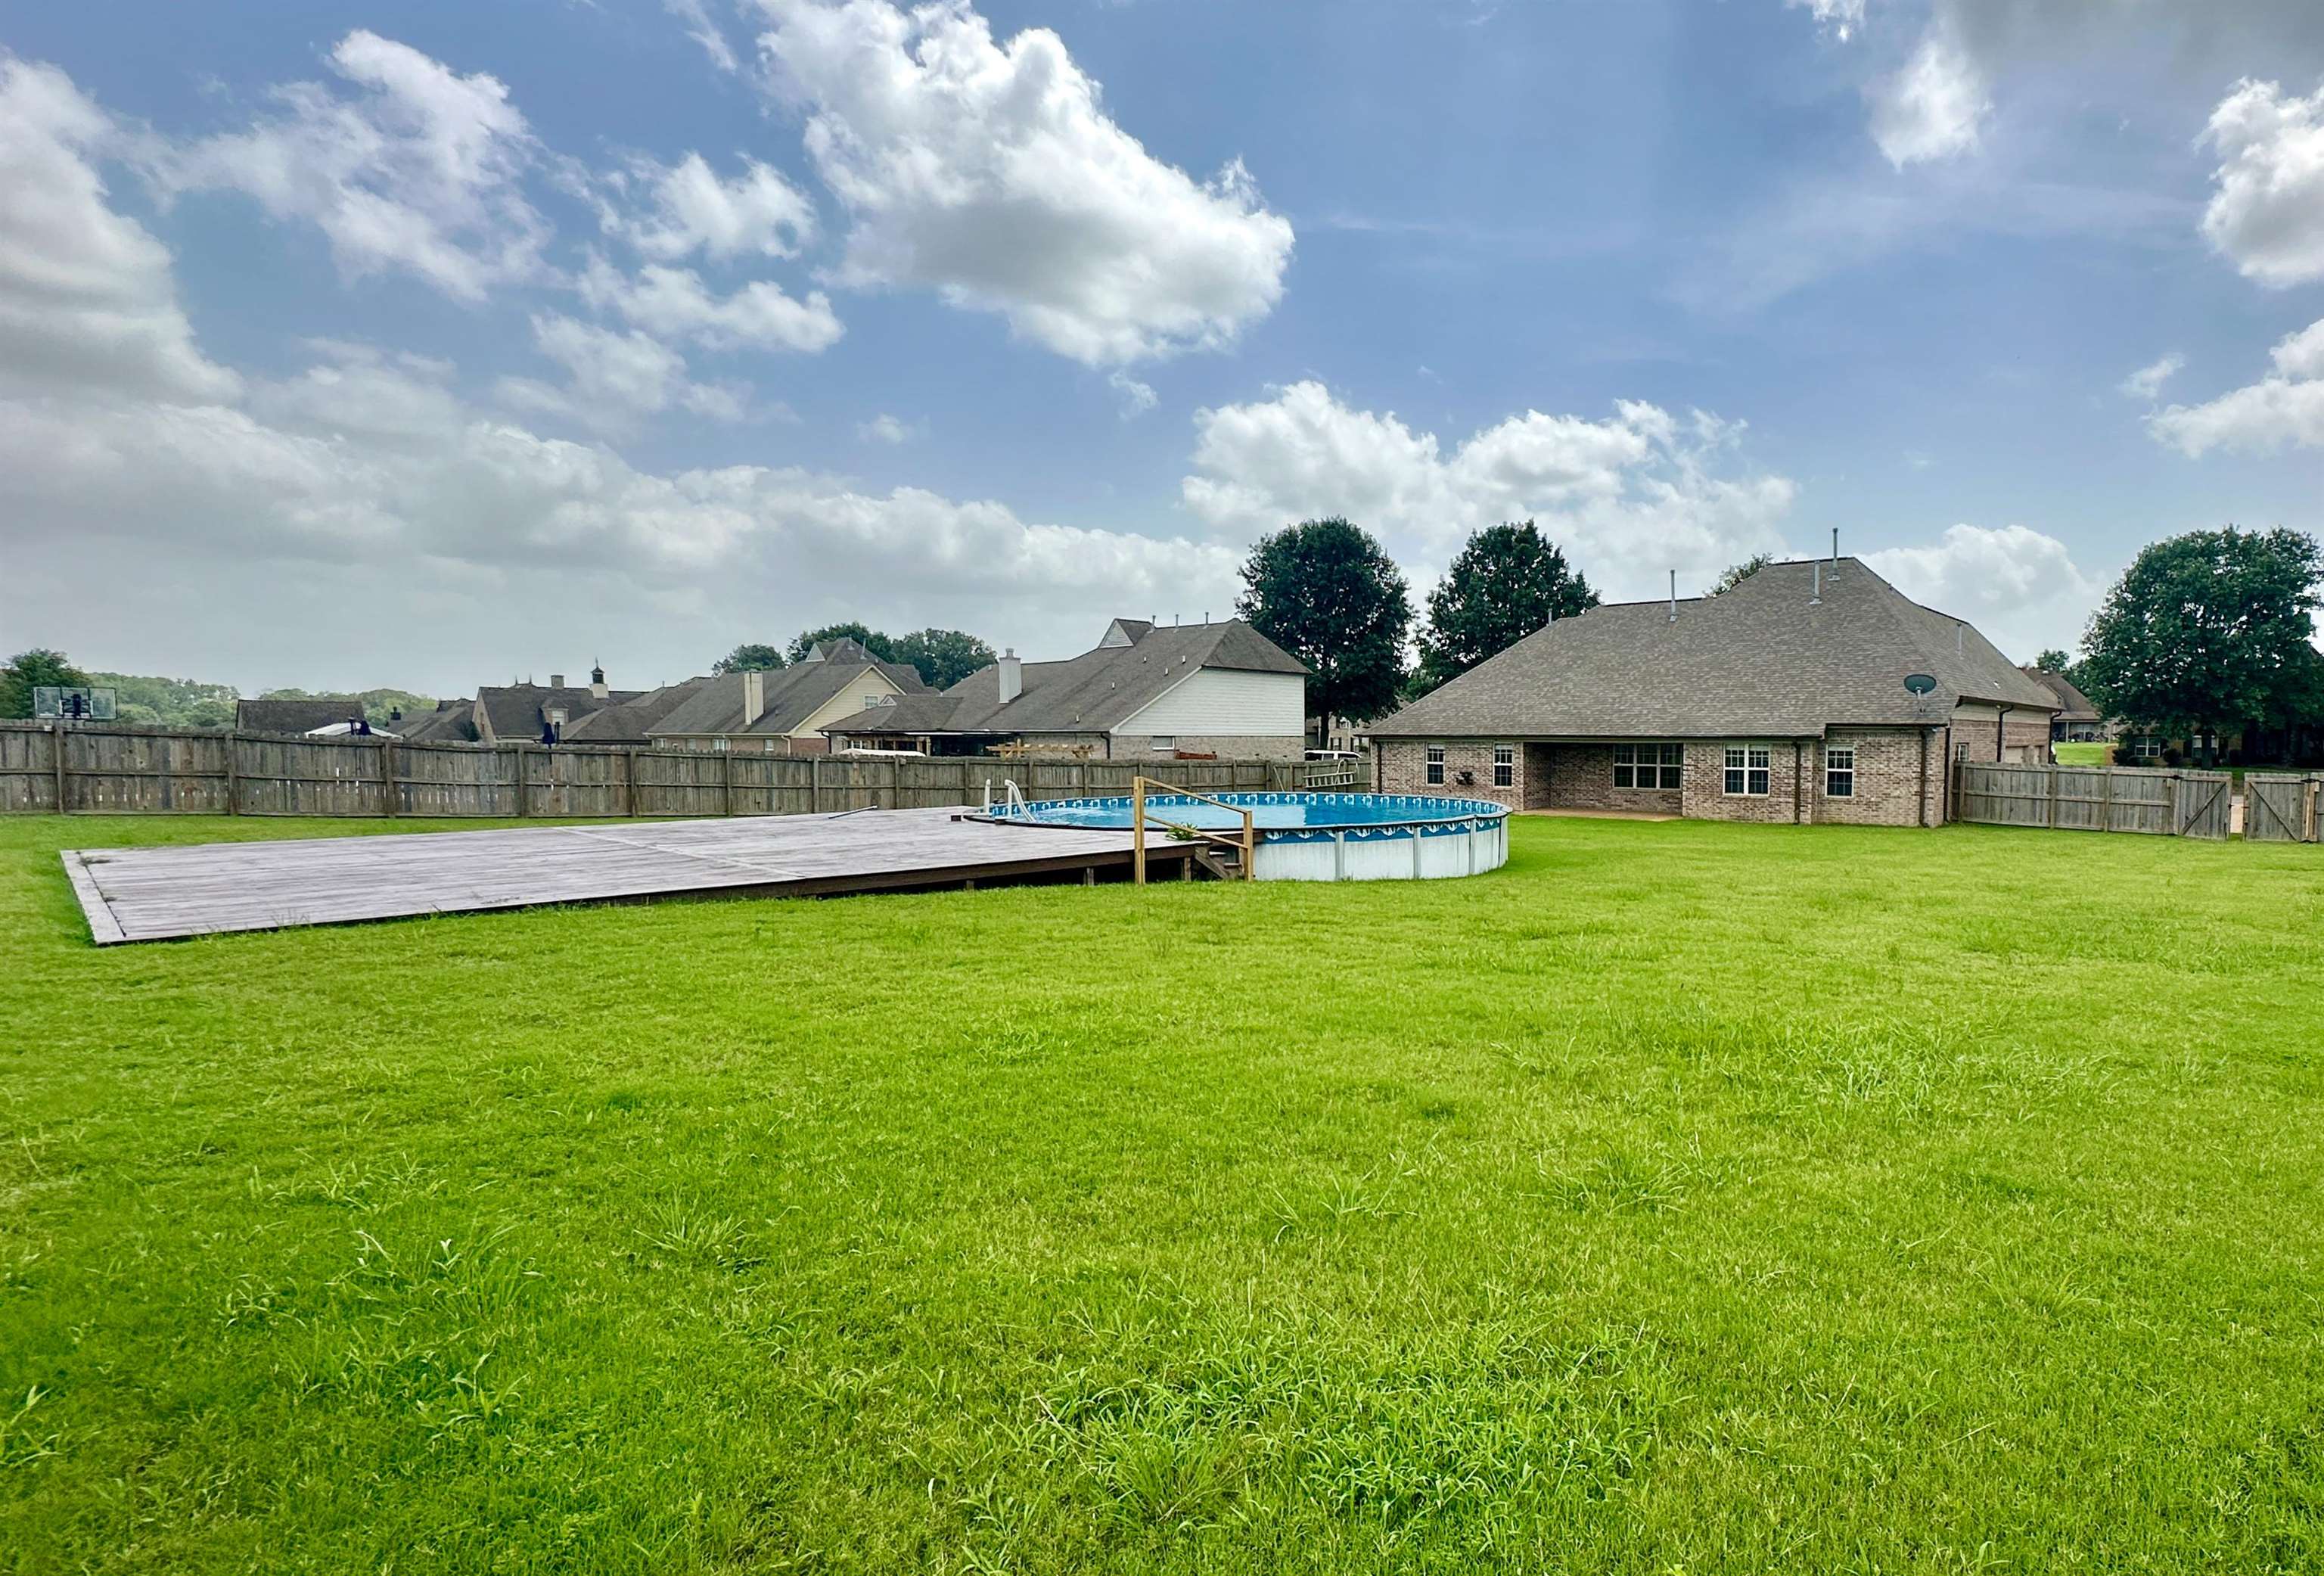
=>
[1425,744,1446,785]
[1492,744,1515,788]
[865,693,884,709]
[1614,742,1684,790]
[1825,746,1855,797]
[1723,744,1770,796]
[1151,735,1176,753]
[2128,735,2161,760]
[713,737,730,752]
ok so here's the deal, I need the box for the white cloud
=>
[856,412,917,443]
[1869,25,1990,167]
[1180,382,1797,601]
[609,150,816,261]
[664,0,741,73]
[1108,369,1157,418]
[1788,0,1865,41]
[1864,523,2101,657]
[149,31,545,302]
[498,313,750,429]
[2198,77,2324,288]
[0,58,240,403]
[2147,316,2324,455]
[753,0,1293,365]
[2119,352,2184,400]
[579,256,844,352]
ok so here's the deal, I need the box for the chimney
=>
[741,668,766,726]
[548,673,565,689]
[997,648,1023,704]
[589,661,608,700]
[1668,569,1678,623]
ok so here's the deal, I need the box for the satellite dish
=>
[1903,673,1937,695]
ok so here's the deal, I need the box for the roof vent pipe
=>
[1956,622,1965,655]
[1811,561,1822,604]
[1831,527,1840,577]
[1668,569,1678,623]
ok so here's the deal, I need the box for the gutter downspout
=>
[1793,740,1804,824]
[1996,706,2008,760]
[1918,728,1931,828]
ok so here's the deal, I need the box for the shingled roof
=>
[235,696,369,735]
[2020,667,2101,723]
[392,699,477,743]
[648,659,929,738]
[476,683,645,743]
[560,678,713,744]
[821,618,1307,738]
[1368,558,2058,740]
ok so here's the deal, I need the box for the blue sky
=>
[2,0,2319,693]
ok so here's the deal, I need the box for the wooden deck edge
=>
[59,850,129,946]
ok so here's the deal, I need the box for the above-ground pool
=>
[974,791,1510,881]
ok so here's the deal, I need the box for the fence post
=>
[2046,765,2058,828]
[51,723,67,813]
[626,750,640,816]
[514,745,530,817]
[722,749,734,817]
[2169,773,2183,837]
[2102,768,2114,833]
[224,730,241,816]
[380,738,398,818]
[810,756,825,814]
[959,759,974,807]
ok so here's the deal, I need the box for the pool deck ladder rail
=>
[1130,777,1256,884]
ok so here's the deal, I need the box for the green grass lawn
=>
[2052,741,2114,766]
[6,813,2324,1573]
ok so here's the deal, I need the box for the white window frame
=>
[1150,735,1176,753]
[2128,735,2161,760]
[1825,745,1855,798]
[1492,744,1515,788]
[1723,744,1770,797]
[1425,744,1446,785]
[1613,741,1683,791]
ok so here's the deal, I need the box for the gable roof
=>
[820,617,1307,738]
[560,678,713,744]
[475,683,645,741]
[648,659,928,738]
[236,696,369,735]
[2020,667,2101,721]
[393,698,477,743]
[803,636,875,664]
[1368,557,2059,739]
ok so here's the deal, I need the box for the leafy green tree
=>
[890,628,996,690]
[1705,553,1776,596]
[713,643,787,675]
[2033,648,2073,674]
[787,623,897,664]
[1413,522,1598,694]
[2080,527,2324,763]
[92,672,240,725]
[1235,518,1412,726]
[0,648,89,718]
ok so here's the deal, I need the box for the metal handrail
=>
[1131,777,1254,883]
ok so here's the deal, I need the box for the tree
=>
[0,648,89,719]
[713,643,787,675]
[1236,518,1412,726]
[1413,521,1598,694]
[890,628,996,690]
[786,623,897,664]
[2080,527,2324,763]
[2033,648,2073,674]
[1705,553,1776,596]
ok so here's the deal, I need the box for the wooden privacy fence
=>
[1955,761,2235,840]
[0,721,1305,819]
[2244,773,2324,844]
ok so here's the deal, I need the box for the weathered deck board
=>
[63,808,1192,944]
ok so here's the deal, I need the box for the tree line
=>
[711,624,998,692]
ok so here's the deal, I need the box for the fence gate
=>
[2245,773,2323,844]
[1956,762,2233,840]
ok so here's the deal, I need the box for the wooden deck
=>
[61,808,1198,945]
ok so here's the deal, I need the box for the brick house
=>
[818,617,1310,761]
[1367,557,2059,827]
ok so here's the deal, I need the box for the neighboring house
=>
[235,696,371,735]
[389,699,478,744]
[648,639,930,754]
[819,617,1310,761]
[1366,557,2059,827]
[2021,667,2111,742]
[474,666,647,744]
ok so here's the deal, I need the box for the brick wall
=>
[1375,740,1525,807]
[1680,741,1807,823]
[1815,728,1937,828]
[1948,707,2054,766]
[1535,743,1685,813]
